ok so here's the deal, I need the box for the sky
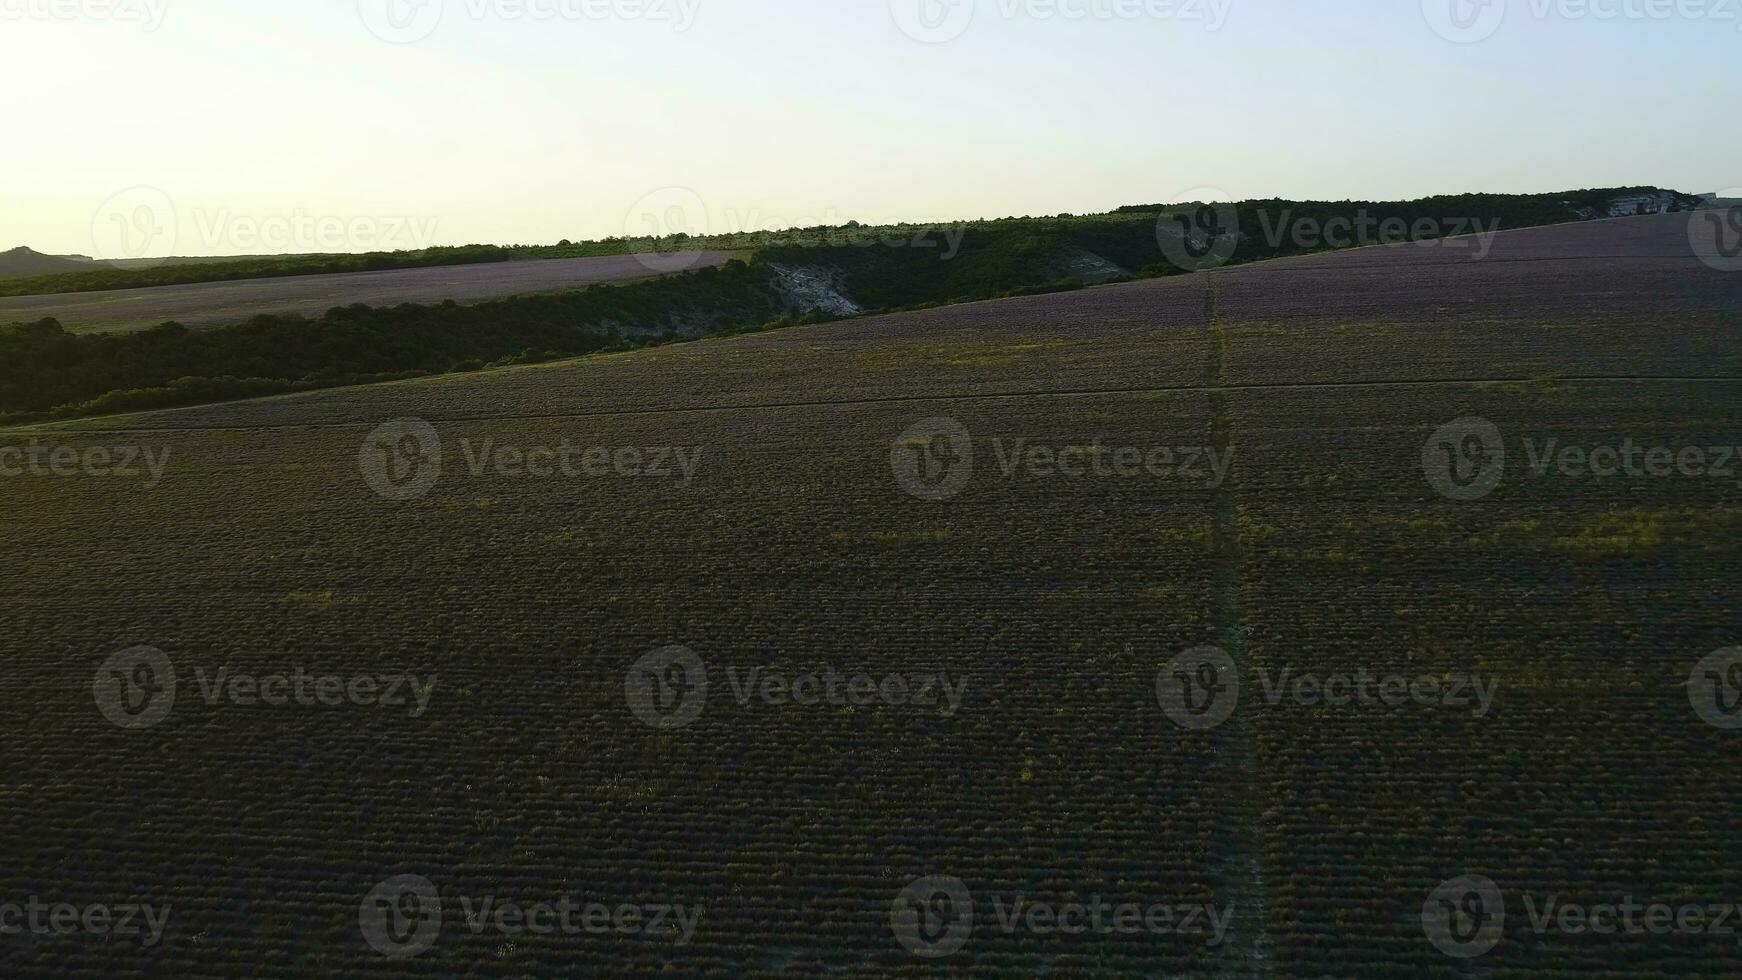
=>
[2,0,1735,258]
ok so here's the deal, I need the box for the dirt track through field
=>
[6,212,1742,978]
[0,251,738,334]
[1206,272,1276,978]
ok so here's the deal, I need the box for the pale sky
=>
[3,0,1735,258]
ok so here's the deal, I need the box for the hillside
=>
[0,185,1703,300]
[0,250,739,336]
[0,246,95,280]
[5,211,1736,977]
[2,196,1722,425]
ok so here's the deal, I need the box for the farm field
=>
[1225,379,1742,976]
[0,251,738,334]
[2,213,1739,977]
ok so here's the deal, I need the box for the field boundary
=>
[1206,274,1275,977]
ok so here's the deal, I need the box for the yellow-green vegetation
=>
[5,212,1738,979]
[1551,506,1742,558]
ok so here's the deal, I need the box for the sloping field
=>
[3,213,1739,977]
[0,251,738,334]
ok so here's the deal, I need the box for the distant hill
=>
[0,247,98,280]
[0,185,1711,299]
[0,246,297,283]
[1114,186,1707,218]
[104,253,312,270]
